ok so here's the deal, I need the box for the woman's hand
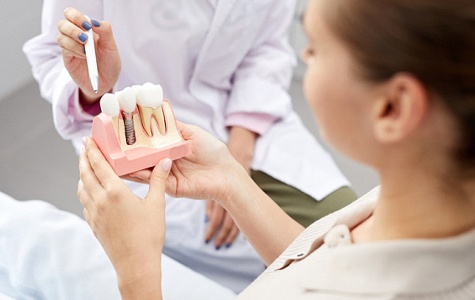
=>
[78,138,170,291]
[128,122,245,204]
[126,123,248,249]
[57,7,121,104]
[204,126,257,248]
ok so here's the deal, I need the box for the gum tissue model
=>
[91,83,191,176]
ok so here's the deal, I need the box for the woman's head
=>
[302,0,475,176]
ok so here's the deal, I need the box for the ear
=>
[372,73,429,144]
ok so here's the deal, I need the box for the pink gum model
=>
[91,100,191,176]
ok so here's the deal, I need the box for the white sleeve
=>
[22,0,103,141]
[225,0,297,123]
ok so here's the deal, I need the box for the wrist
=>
[220,161,255,209]
[116,254,162,299]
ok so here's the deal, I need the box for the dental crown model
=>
[91,83,191,176]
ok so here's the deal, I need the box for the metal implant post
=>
[117,87,138,145]
[122,112,136,145]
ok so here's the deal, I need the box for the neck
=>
[357,167,475,242]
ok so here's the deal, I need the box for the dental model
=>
[91,83,191,176]
[99,93,120,135]
[117,87,137,145]
[135,82,166,136]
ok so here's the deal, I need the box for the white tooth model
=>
[117,87,137,145]
[91,83,191,176]
[99,93,120,134]
[136,83,166,136]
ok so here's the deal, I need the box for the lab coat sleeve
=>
[23,0,103,141]
[225,0,297,135]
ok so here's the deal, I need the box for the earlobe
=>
[373,97,398,143]
[372,74,428,144]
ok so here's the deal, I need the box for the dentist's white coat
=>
[23,0,350,293]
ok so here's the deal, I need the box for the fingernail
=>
[215,246,221,250]
[225,243,232,249]
[204,215,209,223]
[82,21,92,30]
[91,19,100,27]
[161,158,172,172]
[78,33,88,42]
[205,239,210,244]
[82,136,89,146]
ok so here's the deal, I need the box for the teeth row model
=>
[99,83,164,145]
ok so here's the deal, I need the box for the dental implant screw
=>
[122,112,136,145]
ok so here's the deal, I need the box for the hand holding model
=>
[79,122,302,282]
[57,6,245,249]
[57,7,121,104]
[79,124,242,287]
[78,139,167,296]
[24,0,357,294]
[78,0,475,298]
[124,122,243,203]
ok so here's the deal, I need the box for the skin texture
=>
[78,0,475,298]
[57,7,121,104]
[205,126,257,248]
[58,7,256,247]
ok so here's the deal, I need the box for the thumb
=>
[91,20,117,46]
[146,158,172,201]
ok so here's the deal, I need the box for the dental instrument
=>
[84,16,99,93]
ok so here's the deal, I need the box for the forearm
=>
[221,164,304,265]
[227,126,257,171]
[117,262,162,300]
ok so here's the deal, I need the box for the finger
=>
[79,148,105,198]
[83,207,90,224]
[176,121,199,141]
[57,34,87,58]
[84,138,123,190]
[82,208,97,238]
[60,46,86,60]
[126,168,153,183]
[146,158,172,202]
[77,179,94,211]
[205,202,225,243]
[57,18,89,45]
[214,212,236,249]
[63,7,92,32]
[90,21,117,47]
[121,174,149,184]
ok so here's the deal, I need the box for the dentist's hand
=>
[78,138,169,288]
[57,7,121,105]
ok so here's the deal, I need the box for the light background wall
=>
[0,1,43,99]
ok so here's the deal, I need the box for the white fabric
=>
[23,0,350,293]
[0,191,236,300]
[0,293,14,300]
[239,187,475,299]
